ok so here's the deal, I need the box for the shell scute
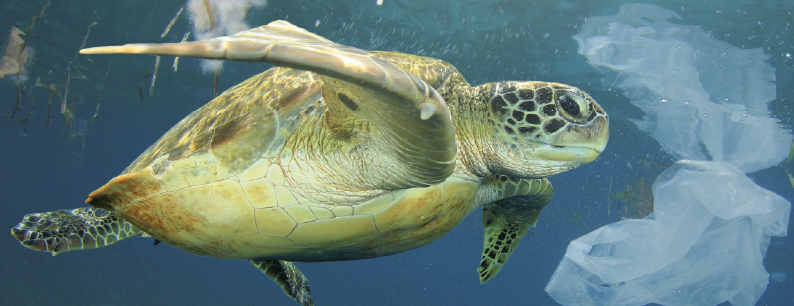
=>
[176,181,258,236]
[155,193,225,249]
[254,208,297,237]
[274,186,301,207]
[225,234,305,259]
[240,179,278,209]
[373,184,445,243]
[179,154,224,186]
[122,198,203,247]
[240,158,270,181]
[331,206,353,217]
[310,207,335,220]
[288,215,379,253]
[370,178,478,256]
[266,163,286,186]
[353,194,394,215]
[284,205,317,223]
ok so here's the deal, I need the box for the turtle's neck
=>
[437,76,500,179]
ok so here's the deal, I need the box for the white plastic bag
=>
[573,3,791,173]
[545,161,791,306]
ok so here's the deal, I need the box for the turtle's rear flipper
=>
[11,207,142,255]
[251,259,313,306]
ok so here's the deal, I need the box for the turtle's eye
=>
[559,95,580,116]
[556,90,588,122]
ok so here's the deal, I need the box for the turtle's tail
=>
[11,207,143,255]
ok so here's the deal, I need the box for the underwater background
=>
[0,0,792,305]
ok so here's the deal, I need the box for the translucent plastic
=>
[545,161,791,306]
[573,3,791,173]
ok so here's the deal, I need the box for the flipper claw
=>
[420,102,437,120]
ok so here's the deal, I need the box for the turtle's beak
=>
[533,145,603,165]
[575,146,603,164]
[541,115,608,165]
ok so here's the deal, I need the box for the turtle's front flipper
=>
[478,177,554,283]
[11,207,143,255]
[251,260,313,306]
[80,20,456,189]
[79,20,446,114]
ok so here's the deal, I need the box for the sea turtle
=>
[11,20,608,305]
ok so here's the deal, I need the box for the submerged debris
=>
[33,77,59,128]
[5,1,49,120]
[161,5,185,38]
[0,27,28,79]
[59,22,97,140]
[150,56,160,96]
[2,3,106,150]
[611,158,675,220]
[173,31,191,72]
[613,176,654,219]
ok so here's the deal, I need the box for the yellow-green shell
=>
[86,53,476,261]
[92,160,478,261]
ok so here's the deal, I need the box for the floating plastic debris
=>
[573,3,792,173]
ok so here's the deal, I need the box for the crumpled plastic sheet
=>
[573,3,792,173]
[545,161,791,306]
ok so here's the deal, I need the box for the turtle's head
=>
[475,81,608,178]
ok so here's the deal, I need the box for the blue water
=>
[1,0,792,305]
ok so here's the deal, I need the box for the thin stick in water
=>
[203,0,216,30]
[150,56,160,96]
[173,31,190,72]
[161,5,185,38]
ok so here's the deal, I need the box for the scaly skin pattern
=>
[10,207,141,254]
